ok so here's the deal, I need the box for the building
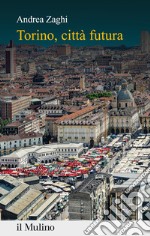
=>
[109,109,140,134]
[95,55,112,66]
[5,40,16,78]
[0,96,31,120]
[58,115,109,146]
[141,31,150,53]
[0,143,84,167]
[57,44,71,56]
[28,193,61,220]
[12,110,33,122]
[106,135,150,220]
[108,173,150,220]
[69,173,110,220]
[110,80,140,134]
[45,117,58,137]
[16,65,22,78]
[57,107,109,145]
[2,121,25,135]
[0,132,43,157]
[32,74,45,85]
[134,94,150,115]
[54,105,99,139]
[0,175,61,220]
[79,75,85,90]
[140,110,150,133]
[0,176,43,220]
[38,105,65,117]
[28,62,36,76]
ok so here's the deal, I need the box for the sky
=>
[0,0,150,47]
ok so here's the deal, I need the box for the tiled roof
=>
[0,132,43,142]
[55,105,98,123]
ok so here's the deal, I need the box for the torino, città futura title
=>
[16,29,123,42]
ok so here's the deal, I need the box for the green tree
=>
[0,118,11,133]
[86,92,112,100]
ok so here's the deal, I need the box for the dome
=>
[118,78,127,86]
[117,89,134,101]
[117,78,134,102]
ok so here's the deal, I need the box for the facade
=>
[28,62,37,76]
[16,65,22,78]
[2,121,25,135]
[45,117,58,137]
[12,110,32,122]
[135,96,150,115]
[56,105,109,144]
[58,112,109,146]
[79,75,85,90]
[69,173,110,220]
[0,96,31,120]
[0,132,43,157]
[2,117,41,135]
[109,109,140,134]
[5,40,16,78]
[53,105,99,139]
[140,111,150,133]
[0,143,84,167]
[38,105,65,116]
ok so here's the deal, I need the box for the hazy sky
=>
[1,0,150,46]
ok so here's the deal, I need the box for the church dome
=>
[118,78,127,86]
[117,82,134,102]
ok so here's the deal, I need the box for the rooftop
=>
[6,188,42,216]
[74,173,109,194]
[0,132,43,142]
[56,106,98,123]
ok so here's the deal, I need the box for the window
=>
[125,103,128,107]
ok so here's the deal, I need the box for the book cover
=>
[0,0,150,235]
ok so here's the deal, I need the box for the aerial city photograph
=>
[0,1,150,235]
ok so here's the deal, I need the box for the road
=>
[102,145,127,174]
[55,205,69,220]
